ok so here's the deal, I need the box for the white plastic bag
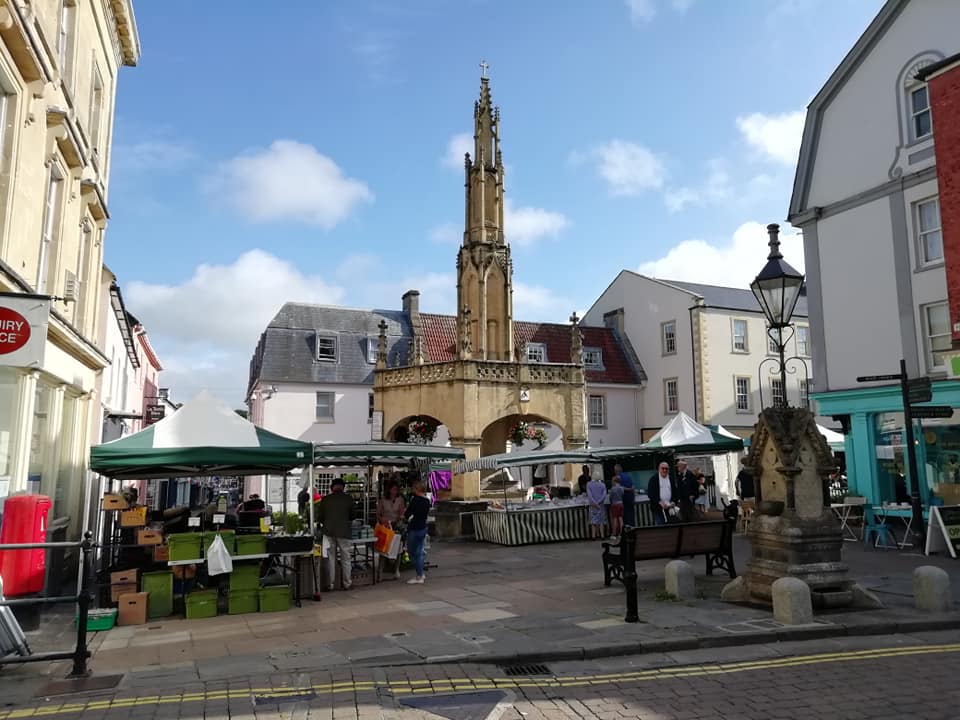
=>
[384,534,402,560]
[207,534,233,576]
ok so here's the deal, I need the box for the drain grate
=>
[499,663,551,677]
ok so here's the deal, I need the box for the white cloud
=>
[206,140,373,228]
[514,282,575,322]
[626,0,695,24]
[574,140,665,196]
[125,250,345,403]
[637,221,805,289]
[112,140,194,173]
[442,133,473,169]
[430,223,461,245]
[505,201,569,247]
[664,159,731,212]
[736,111,805,166]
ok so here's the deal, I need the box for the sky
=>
[106,0,886,407]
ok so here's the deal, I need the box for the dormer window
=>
[525,343,546,363]
[582,347,603,369]
[366,336,378,364]
[316,335,337,362]
[910,85,932,141]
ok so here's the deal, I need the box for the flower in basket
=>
[408,416,439,444]
[509,420,547,447]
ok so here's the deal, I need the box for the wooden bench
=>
[602,520,736,621]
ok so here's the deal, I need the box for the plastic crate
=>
[141,571,173,618]
[185,590,218,620]
[76,608,117,632]
[234,534,267,556]
[167,533,202,562]
[202,530,236,556]
[227,589,258,615]
[229,562,260,591]
[258,585,290,613]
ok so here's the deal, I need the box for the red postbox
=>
[0,495,52,596]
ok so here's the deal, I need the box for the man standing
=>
[577,465,592,495]
[735,467,755,501]
[676,460,698,522]
[647,461,678,525]
[318,477,353,591]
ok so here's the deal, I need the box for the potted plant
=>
[508,420,547,447]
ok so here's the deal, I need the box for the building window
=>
[588,395,605,427]
[799,379,811,410]
[316,335,337,361]
[315,472,336,495]
[796,325,810,356]
[58,1,76,88]
[910,85,932,141]
[368,392,374,421]
[732,318,748,353]
[366,336,378,364]
[89,64,104,159]
[771,377,785,407]
[662,320,676,355]
[37,164,65,294]
[916,197,943,265]
[582,348,603,369]
[734,376,751,413]
[315,391,335,420]
[525,343,546,363]
[664,378,678,414]
[767,327,779,355]
[923,301,950,370]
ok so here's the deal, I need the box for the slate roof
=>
[653,278,809,318]
[249,303,412,390]
[419,313,645,385]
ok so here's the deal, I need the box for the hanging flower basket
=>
[408,416,439,444]
[509,421,547,447]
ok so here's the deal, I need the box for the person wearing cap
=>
[318,477,354,591]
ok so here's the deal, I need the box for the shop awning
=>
[90,391,312,479]
[313,442,465,467]
[453,448,595,473]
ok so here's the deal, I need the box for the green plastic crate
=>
[185,590,218,620]
[258,585,290,613]
[202,530,236,556]
[76,608,117,631]
[167,533,202,562]
[234,534,267,556]
[227,589,258,615]
[229,562,260,591]
[141,571,173,618]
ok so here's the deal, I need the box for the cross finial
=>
[479,60,489,78]
[569,311,579,325]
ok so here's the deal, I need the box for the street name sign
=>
[907,377,932,404]
[910,405,953,419]
[856,374,902,382]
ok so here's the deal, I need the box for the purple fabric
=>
[429,470,451,493]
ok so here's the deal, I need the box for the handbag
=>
[374,523,396,555]
[384,534,402,560]
[207,534,234,576]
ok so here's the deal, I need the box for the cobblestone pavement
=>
[3,632,960,719]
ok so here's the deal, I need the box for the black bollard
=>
[623,526,638,623]
[69,531,94,678]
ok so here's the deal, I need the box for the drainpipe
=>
[688,303,700,422]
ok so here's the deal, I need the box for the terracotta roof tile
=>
[419,313,642,385]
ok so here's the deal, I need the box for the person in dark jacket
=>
[676,460,699,522]
[405,480,431,585]
[647,461,679,525]
[318,478,354,591]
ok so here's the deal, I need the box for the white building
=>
[583,271,813,441]
[787,0,960,508]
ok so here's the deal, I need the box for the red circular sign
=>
[0,306,31,355]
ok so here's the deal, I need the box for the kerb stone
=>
[771,576,813,625]
[913,566,952,612]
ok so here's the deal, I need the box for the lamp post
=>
[750,224,806,408]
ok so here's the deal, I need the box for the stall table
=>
[473,500,657,546]
[168,551,314,606]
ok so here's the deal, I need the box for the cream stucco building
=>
[0,0,139,537]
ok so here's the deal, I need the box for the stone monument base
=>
[434,500,489,540]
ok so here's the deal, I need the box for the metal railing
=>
[0,531,94,677]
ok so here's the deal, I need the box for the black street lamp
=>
[751,224,806,408]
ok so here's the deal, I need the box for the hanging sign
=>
[145,404,165,426]
[0,295,50,368]
[925,505,960,559]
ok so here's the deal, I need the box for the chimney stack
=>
[402,290,420,318]
[603,308,625,335]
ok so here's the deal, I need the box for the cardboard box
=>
[101,494,128,511]
[110,569,139,602]
[137,529,163,546]
[117,592,148,625]
[120,506,147,527]
[153,545,169,562]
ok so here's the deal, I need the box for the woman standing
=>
[377,480,407,529]
[405,481,431,585]
[586,473,608,539]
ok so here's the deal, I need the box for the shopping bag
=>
[373,523,395,554]
[207,534,234,575]
[384,534,402,560]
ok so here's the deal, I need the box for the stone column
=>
[451,438,482,500]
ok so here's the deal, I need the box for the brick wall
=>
[929,63,960,345]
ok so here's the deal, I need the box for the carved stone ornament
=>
[458,306,473,356]
[569,312,583,364]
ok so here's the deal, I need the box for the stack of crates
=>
[258,585,291,613]
[201,530,236,557]
[234,534,267,556]
[185,590,218,620]
[167,533,202,562]
[227,562,260,615]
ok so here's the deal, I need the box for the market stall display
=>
[473,498,591,545]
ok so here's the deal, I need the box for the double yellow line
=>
[3,643,958,719]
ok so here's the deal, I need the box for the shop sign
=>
[0,295,50,368]
[145,404,165,426]
[925,505,960,559]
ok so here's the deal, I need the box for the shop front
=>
[813,380,960,507]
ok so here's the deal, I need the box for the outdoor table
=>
[830,503,861,541]
[872,505,928,550]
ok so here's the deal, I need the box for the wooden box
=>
[137,529,163,546]
[101,495,128,511]
[120,506,147,527]
[153,545,169,563]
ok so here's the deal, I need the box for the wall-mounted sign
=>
[0,295,50,368]
[145,404,165,426]
[371,411,383,441]
[520,387,530,402]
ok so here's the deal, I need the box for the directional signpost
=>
[910,405,953,420]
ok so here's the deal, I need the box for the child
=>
[694,471,710,514]
[607,475,624,539]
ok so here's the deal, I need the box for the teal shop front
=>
[812,380,960,508]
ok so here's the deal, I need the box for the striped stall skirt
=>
[472,505,590,545]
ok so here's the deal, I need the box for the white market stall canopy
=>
[818,424,845,451]
[90,390,312,479]
[640,411,744,454]
[453,447,595,474]
[313,441,465,467]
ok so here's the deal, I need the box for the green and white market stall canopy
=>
[313,441,465,467]
[453,447,595,473]
[90,391,312,479]
[638,411,744,454]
